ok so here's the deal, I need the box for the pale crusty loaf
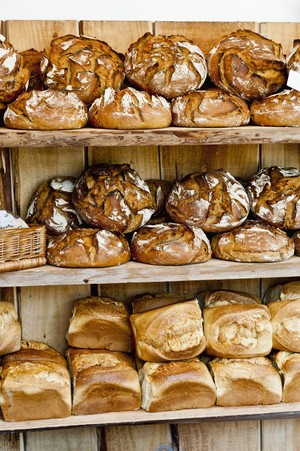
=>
[246,166,300,229]
[274,351,300,403]
[264,280,300,302]
[211,220,295,263]
[130,222,212,265]
[41,34,124,105]
[66,348,141,415]
[198,289,261,309]
[0,302,21,356]
[267,299,300,352]
[72,163,155,233]
[209,357,282,406]
[47,228,130,268]
[172,88,250,127]
[131,291,186,314]
[88,87,172,129]
[4,89,88,130]
[166,169,250,233]
[66,296,133,352]
[250,89,300,126]
[140,359,216,411]
[124,32,207,99]
[208,29,286,101]
[129,299,206,362]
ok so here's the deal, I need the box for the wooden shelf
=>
[0,256,299,287]
[0,126,300,148]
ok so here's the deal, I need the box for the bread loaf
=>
[145,178,172,224]
[172,88,250,127]
[140,359,216,411]
[129,299,206,362]
[72,163,155,233]
[131,291,186,313]
[209,357,282,406]
[124,32,207,99]
[264,280,300,302]
[88,87,172,129]
[211,220,295,262]
[274,351,300,403]
[208,29,286,101]
[66,296,133,352]
[20,48,43,90]
[286,44,300,73]
[4,89,88,130]
[294,230,300,255]
[130,222,212,265]
[47,228,130,267]
[250,89,300,126]
[268,298,300,352]
[166,169,250,233]
[66,348,141,415]
[246,166,300,229]
[0,302,21,356]
[198,289,261,309]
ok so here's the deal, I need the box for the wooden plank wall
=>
[0,19,299,451]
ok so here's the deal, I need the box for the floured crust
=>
[20,48,44,90]
[274,351,300,402]
[0,302,21,356]
[131,291,187,313]
[250,89,300,126]
[198,289,261,308]
[268,299,300,352]
[286,44,300,73]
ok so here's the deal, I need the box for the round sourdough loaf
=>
[88,87,172,129]
[172,88,250,127]
[130,222,212,265]
[250,89,300,126]
[124,32,207,99]
[4,89,88,130]
[208,29,286,101]
[211,220,295,263]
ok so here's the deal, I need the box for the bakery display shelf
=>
[1,402,300,433]
[0,126,300,148]
[0,256,299,287]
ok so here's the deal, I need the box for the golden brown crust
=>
[20,48,43,90]
[286,45,300,73]
[250,89,300,126]
[294,230,300,256]
[131,291,187,313]
[268,299,300,352]
[274,351,300,402]
[0,302,21,356]
[198,289,261,309]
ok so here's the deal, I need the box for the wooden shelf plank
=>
[0,257,299,287]
[0,126,300,148]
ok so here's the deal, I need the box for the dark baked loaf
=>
[88,87,172,129]
[41,34,125,105]
[166,169,250,233]
[4,89,88,130]
[211,220,295,262]
[130,222,212,265]
[124,32,207,99]
[208,29,286,101]
[293,230,300,255]
[72,163,155,233]
[172,88,250,127]
[146,178,172,224]
[246,165,300,229]
[250,89,300,126]
[20,48,43,90]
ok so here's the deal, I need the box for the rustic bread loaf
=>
[131,291,186,313]
[294,230,300,255]
[124,32,207,99]
[267,298,300,352]
[66,296,133,352]
[286,44,300,73]
[0,302,21,356]
[88,87,172,129]
[208,29,286,101]
[264,280,300,302]
[66,348,141,415]
[250,89,300,126]
[130,222,212,265]
[166,169,250,233]
[145,179,172,224]
[41,34,124,105]
[20,48,43,90]
[129,299,206,362]
[4,89,88,130]
[274,351,300,403]
[198,289,261,309]
[246,166,300,229]
[140,359,216,411]
[72,163,155,233]
[172,88,250,127]
[209,356,282,406]
[211,220,295,263]
[47,228,130,267]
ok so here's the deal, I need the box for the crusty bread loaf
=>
[211,220,295,263]
[130,222,212,265]
[166,169,250,233]
[264,280,300,302]
[286,44,300,73]
[0,302,21,356]
[140,359,216,411]
[1,340,68,367]
[124,32,207,99]
[66,296,133,352]
[4,89,88,130]
[198,289,261,309]
[41,34,124,105]
[246,166,300,229]
[274,351,300,403]
[72,163,155,233]
[47,228,130,268]
[209,357,282,406]
[26,176,82,235]
[129,299,206,362]
[66,348,141,415]
[88,87,172,129]
[267,299,300,352]
[294,230,300,256]
[20,48,43,90]
[250,89,300,126]
[131,291,186,313]
[172,88,250,127]
[208,29,286,101]
[145,178,172,224]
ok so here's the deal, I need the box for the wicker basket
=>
[0,225,47,272]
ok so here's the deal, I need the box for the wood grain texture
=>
[261,419,300,451]
[259,22,300,55]
[25,427,97,451]
[0,434,20,451]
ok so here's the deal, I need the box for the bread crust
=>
[274,351,300,402]
[250,89,300,126]
[0,302,21,356]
